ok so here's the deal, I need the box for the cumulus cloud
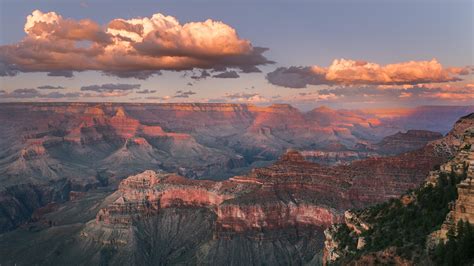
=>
[213,70,240,79]
[174,90,196,98]
[267,58,469,88]
[37,85,65,90]
[80,83,140,92]
[0,10,272,79]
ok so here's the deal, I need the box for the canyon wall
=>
[0,102,469,234]
[322,113,474,265]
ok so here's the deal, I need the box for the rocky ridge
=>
[322,113,474,265]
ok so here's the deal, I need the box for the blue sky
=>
[0,0,472,109]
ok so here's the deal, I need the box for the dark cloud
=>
[266,66,330,88]
[103,70,161,80]
[213,70,240,79]
[174,90,196,98]
[37,85,65,90]
[191,70,211,80]
[0,62,19,76]
[43,91,82,98]
[80,83,140,92]
[136,89,156,94]
[2,88,41,98]
[47,70,74,78]
[187,82,193,86]
[240,65,262,73]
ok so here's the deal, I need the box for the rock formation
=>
[374,129,443,155]
[0,106,472,264]
[322,113,474,265]
[86,131,449,249]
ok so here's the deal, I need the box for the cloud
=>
[37,85,65,90]
[136,89,156,94]
[174,90,196,98]
[0,10,272,79]
[191,70,211,80]
[225,92,259,99]
[145,95,171,101]
[1,88,80,99]
[213,70,240,79]
[2,88,41,98]
[43,91,82,98]
[313,84,474,103]
[266,66,330,88]
[80,83,140,92]
[223,92,269,103]
[103,70,161,80]
[266,58,469,88]
[0,62,19,76]
[1,88,133,99]
[240,65,262,73]
[47,70,74,78]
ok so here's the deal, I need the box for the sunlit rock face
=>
[91,136,448,237]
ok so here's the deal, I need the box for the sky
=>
[0,0,473,110]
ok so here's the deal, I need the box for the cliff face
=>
[322,114,474,265]
[87,133,448,250]
[0,180,71,232]
[0,103,470,235]
[375,130,443,155]
[0,106,471,264]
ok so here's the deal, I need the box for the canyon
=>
[0,103,472,265]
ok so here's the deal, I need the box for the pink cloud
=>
[0,10,272,79]
[267,58,470,88]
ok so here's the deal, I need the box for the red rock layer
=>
[95,141,447,234]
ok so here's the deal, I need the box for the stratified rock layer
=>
[89,133,449,246]
[322,113,474,265]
